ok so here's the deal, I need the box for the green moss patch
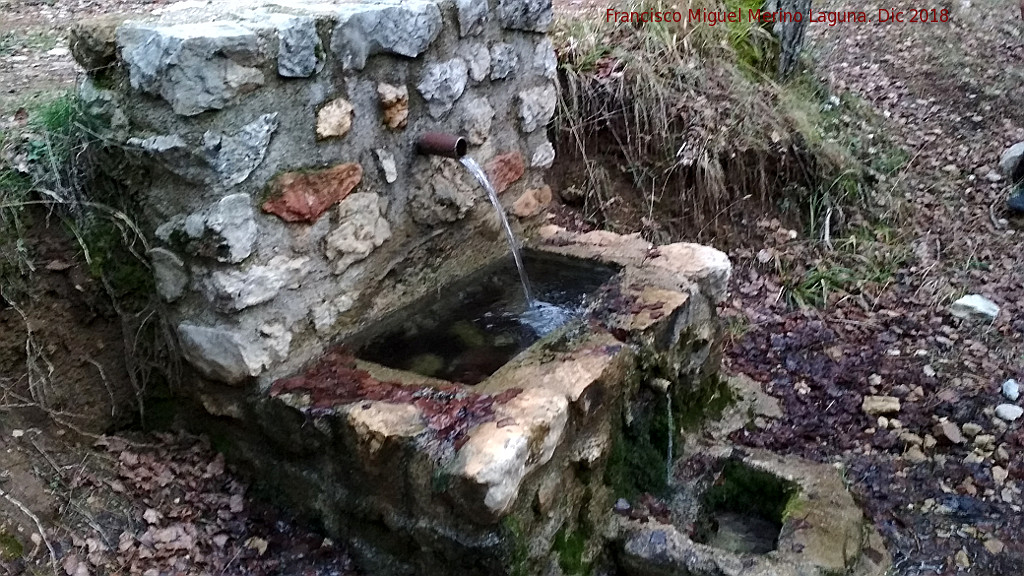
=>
[0,531,24,560]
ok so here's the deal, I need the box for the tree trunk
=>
[766,0,812,79]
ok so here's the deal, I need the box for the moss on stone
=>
[0,531,24,560]
[553,525,593,576]
[605,387,672,499]
[677,373,735,431]
[702,460,799,524]
[500,516,530,576]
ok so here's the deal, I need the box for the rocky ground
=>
[1,0,1023,575]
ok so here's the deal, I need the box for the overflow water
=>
[460,157,535,306]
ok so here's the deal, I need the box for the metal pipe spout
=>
[416,132,468,159]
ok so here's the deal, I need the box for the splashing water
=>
[460,157,535,306]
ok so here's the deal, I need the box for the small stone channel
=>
[69,1,892,574]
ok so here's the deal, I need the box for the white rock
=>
[518,84,557,133]
[995,404,1023,422]
[375,149,398,183]
[330,1,442,70]
[950,294,999,321]
[118,22,265,116]
[202,113,279,187]
[1002,379,1020,402]
[489,43,518,80]
[462,97,495,145]
[862,395,901,416]
[531,141,555,168]
[324,193,392,274]
[497,0,553,32]
[417,58,469,118]
[533,39,557,80]
[205,194,257,263]
[206,256,309,310]
[455,0,489,36]
[650,243,733,303]
[464,42,490,82]
[999,141,1024,178]
[177,323,268,384]
[149,247,188,302]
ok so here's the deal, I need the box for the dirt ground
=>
[1,0,1023,575]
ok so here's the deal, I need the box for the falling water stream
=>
[461,157,535,306]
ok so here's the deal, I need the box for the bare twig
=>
[0,486,58,573]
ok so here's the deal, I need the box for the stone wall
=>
[70,0,559,389]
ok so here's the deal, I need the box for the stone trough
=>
[68,0,891,574]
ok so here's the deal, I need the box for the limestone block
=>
[464,43,491,83]
[276,15,320,78]
[485,152,525,194]
[330,2,442,70]
[202,113,279,187]
[649,243,732,303]
[410,158,477,225]
[117,22,266,116]
[489,43,518,80]
[157,193,257,264]
[533,38,557,79]
[206,256,309,310]
[149,247,188,302]
[456,0,488,36]
[462,97,495,145]
[417,59,469,119]
[346,402,426,455]
[497,0,554,32]
[263,163,364,224]
[518,84,557,132]
[316,97,355,139]
[531,141,555,168]
[70,15,125,72]
[177,323,269,384]
[377,83,409,130]
[130,113,278,187]
[324,193,392,275]
[451,422,531,516]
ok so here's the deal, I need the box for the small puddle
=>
[353,252,617,385]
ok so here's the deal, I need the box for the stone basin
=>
[206,226,735,576]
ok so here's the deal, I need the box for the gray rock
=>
[177,323,267,384]
[417,59,469,119]
[149,247,188,302]
[463,97,495,145]
[489,43,518,80]
[128,134,207,183]
[202,113,279,187]
[533,39,557,79]
[1003,379,1020,402]
[995,404,1023,422]
[375,149,398,184]
[205,194,258,263]
[518,84,557,132]
[330,2,442,70]
[206,256,309,310]
[324,193,392,274]
[950,294,1000,321]
[456,0,489,36]
[410,158,477,225]
[117,22,266,116]
[276,16,320,78]
[464,43,490,83]
[497,0,553,32]
[998,142,1024,180]
[531,141,555,168]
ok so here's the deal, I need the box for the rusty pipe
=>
[416,132,468,159]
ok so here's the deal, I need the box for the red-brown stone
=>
[262,163,363,223]
[485,152,525,194]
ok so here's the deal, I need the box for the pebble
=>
[961,422,982,437]
[955,549,971,568]
[984,538,1005,555]
[973,434,996,449]
[1003,379,1020,402]
[11,429,24,438]
[995,404,1023,422]
[905,446,927,464]
[923,364,936,378]
[862,395,901,416]
[613,498,631,514]
[933,421,966,445]
[993,466,1008,485]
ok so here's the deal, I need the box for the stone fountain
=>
[69,1,892,575]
